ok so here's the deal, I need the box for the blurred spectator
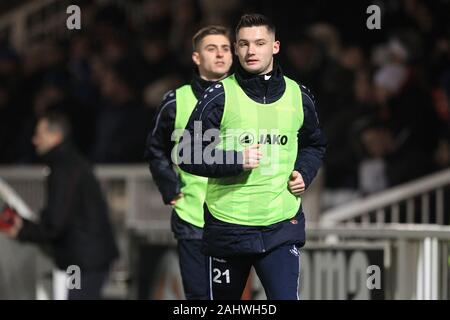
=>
[354,119,394,195]
[2,112,119,300]
[282,33,325,92]
[0,0,448,197]
[91,62,151,163]
[0,81,21,163]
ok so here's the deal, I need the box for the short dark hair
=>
[235,14,276,37]
[192,25,231,51]
[42,111,71,138]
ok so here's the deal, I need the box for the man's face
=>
[32,119,62,155]
[192,34,232,81]
[235,26,280,75]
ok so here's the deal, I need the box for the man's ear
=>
[192,52,200,66]
[234,42,239,55]
[273,40,280,55]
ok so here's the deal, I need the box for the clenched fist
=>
[288,170,305,196]
[170,192,184,205]
[242,144,263,170]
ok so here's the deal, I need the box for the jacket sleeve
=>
[18,168,77,243]
[294,84,327,189]
[144,90,181,204]
[178,83,244,178]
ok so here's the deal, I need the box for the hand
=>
[3,213,23,238]
[242,144,263,170]
[288,171,305,196]
[169,193,184,205]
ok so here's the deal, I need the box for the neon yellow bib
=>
[206,75,304,226]
[173,85,208,228]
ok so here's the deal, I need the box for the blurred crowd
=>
[0,0,449,195]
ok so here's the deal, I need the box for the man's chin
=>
[209,71,229,80]
[36,147,50,156]
[243,65,262,74]
[212,68,229,76]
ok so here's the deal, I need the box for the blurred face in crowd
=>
[361,127,394,158]
[32,118,63,155]
[192,34,232,81]
[235,26,280,75]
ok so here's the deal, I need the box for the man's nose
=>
[247,44,256,55]
[216,49,224,57]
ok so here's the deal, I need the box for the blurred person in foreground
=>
[1,112,119,300]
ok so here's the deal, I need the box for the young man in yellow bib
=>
[179,14,327,300]
[145,26,233,300]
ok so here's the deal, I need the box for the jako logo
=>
[259,134,288,145]
[239,133,288,146]
[239,132,255,146]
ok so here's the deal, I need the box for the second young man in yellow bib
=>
[145,26,233,300]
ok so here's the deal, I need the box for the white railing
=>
[0,164,171,230]
[2,165,450,299]
[2,165,449,232]
[321,168,450,226]
[0,0,69,51]
[0,164,169,300]
[307,224,450,300]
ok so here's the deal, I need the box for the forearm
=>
[149,158,180,204]
[145,93,181,203]
[295,144,326,188]
[177,86,244,177]
[295,85,327,188]
[17,219,54,244]
[177,136,244,177]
